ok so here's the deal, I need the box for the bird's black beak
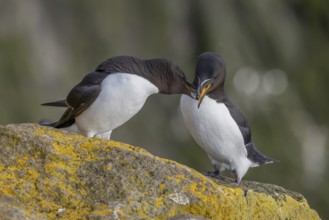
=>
[197,82,212,108]
[183,81,197,97]
[184,81,196,93]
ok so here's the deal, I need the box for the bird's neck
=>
[142,59,191,96]
[96,56,192,96]
[208,85,227,102]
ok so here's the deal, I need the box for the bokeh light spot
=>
[233,67,260,96]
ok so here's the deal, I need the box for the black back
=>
[196,52,276,164]
[208,89,275,164]
[48,56,192,128]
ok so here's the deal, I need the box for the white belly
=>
[75,73,158,136]
[180,95,247,167]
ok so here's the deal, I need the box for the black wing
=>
[221,95,276,164]
[221,96,251,145]
[44,56,143,128]
[52,71,108,128]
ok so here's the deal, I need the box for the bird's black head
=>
[194,52,226,108]
[144,58,195,96]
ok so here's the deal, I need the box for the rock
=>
[0,123,320,219]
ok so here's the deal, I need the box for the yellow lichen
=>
[155,196,164,208]
[0,164,5,172]
[159,183,165,191]
[0,124,320,220]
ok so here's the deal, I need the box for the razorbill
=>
[180,52,277,184]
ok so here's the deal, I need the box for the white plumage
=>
[65,73,158,138]
[180,94,255,181]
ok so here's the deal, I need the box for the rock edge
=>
[0,123,320,219]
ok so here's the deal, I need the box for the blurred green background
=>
[1,0,328,218]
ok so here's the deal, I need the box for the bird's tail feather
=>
[41,100,67,107]
[246,143,279,165]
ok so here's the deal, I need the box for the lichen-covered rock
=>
[0,123,320,219]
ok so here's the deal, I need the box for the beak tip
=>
[197,101,201,109]
[196,83,212,109]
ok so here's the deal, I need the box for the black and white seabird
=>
[42,55,194,139]
[180,52,277,184]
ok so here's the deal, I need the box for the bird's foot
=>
[203,170,221,179]
[95,130,112,140]
[232,170,241,186]
[231,180,241,186]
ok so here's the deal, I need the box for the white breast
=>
[75,73,159,136]
[180,95,247,167]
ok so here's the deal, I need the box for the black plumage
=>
[42,55,194,136]
[180,52,277,184]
